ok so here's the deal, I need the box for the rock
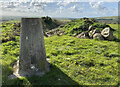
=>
[45,28,65,37]
[101,27,115,41]
[76,32,84,38]
[93,29,101,35]
[89,30,93,38]
[89,29,101,38]
[88,25,94,31]
[76,32,89,39]
[44,32,49,37]
[73,33,77,36]
[59,25,64,28]
[93,33,104,40]
[75,22,77,24]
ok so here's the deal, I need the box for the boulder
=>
[89,30,93,38]
[89,29,101,38]
[76,32,89,39]
[88,25,94,31]
[93,33,104,40]
[101,27,115,41]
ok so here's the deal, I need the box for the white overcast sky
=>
[0,0,119,18]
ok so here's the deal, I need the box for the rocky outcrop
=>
[44,17,116,41]
[77,26,115,41]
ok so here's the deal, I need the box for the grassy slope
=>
[1,22,120,85]
[45,35,119,85]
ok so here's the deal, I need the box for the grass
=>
[45,35,119,85]
[109,24,119,37]
[0,20,120,86]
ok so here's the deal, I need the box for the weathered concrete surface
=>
[19,18,49,76]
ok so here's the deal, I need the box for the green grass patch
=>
[1,21,119,86]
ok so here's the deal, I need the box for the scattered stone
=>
[93,33,104,40]
[58,78,61,80]
[88,25,94,31]
[73,33,77,36]
[77,32,84,38]
[75,22,77,24]
[89,30,94,38]
[101,27,115,41]
[76,32,89,39]
[89,29,100,38]
[65,58,70,60]
[45,28,65,37]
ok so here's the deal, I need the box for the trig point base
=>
[18,18,49,77]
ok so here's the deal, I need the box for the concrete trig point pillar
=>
[18,18,49,76]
